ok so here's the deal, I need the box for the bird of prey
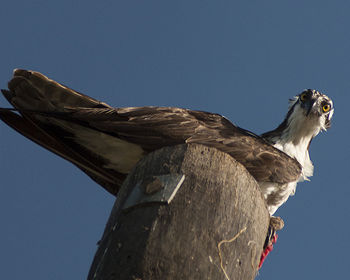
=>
[0,69,334,216]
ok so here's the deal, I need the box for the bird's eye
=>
[300,93,308,102]
[322,104,331,113]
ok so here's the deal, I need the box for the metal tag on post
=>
[122,174,185,210]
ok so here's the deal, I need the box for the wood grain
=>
[88,144,269,280]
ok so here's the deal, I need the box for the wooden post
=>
[87,144,270,280]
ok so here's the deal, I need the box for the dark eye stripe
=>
[325,115,332,129]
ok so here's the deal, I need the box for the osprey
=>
[0,69,334,216]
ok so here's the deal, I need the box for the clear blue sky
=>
[0,1,348,279]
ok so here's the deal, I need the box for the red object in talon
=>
[259,233,278,269]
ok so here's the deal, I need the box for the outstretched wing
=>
[0,69,302,195]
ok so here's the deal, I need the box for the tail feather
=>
[7,69,111,111]
[0,108,123,194]
[0,70,124,195]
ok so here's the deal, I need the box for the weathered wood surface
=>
[88,144,270,280]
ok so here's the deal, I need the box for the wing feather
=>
[47,105,302,184]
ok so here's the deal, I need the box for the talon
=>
[259,216,284,269]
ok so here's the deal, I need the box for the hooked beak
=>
[306,98,316,116]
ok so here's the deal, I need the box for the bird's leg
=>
[259,216,284,268]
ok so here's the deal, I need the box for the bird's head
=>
[261,89,333,179]
[262,89,334,147]
[288,89,334,132]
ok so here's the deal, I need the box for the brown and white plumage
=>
[261,89,333,214]
[0,69,333,215]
